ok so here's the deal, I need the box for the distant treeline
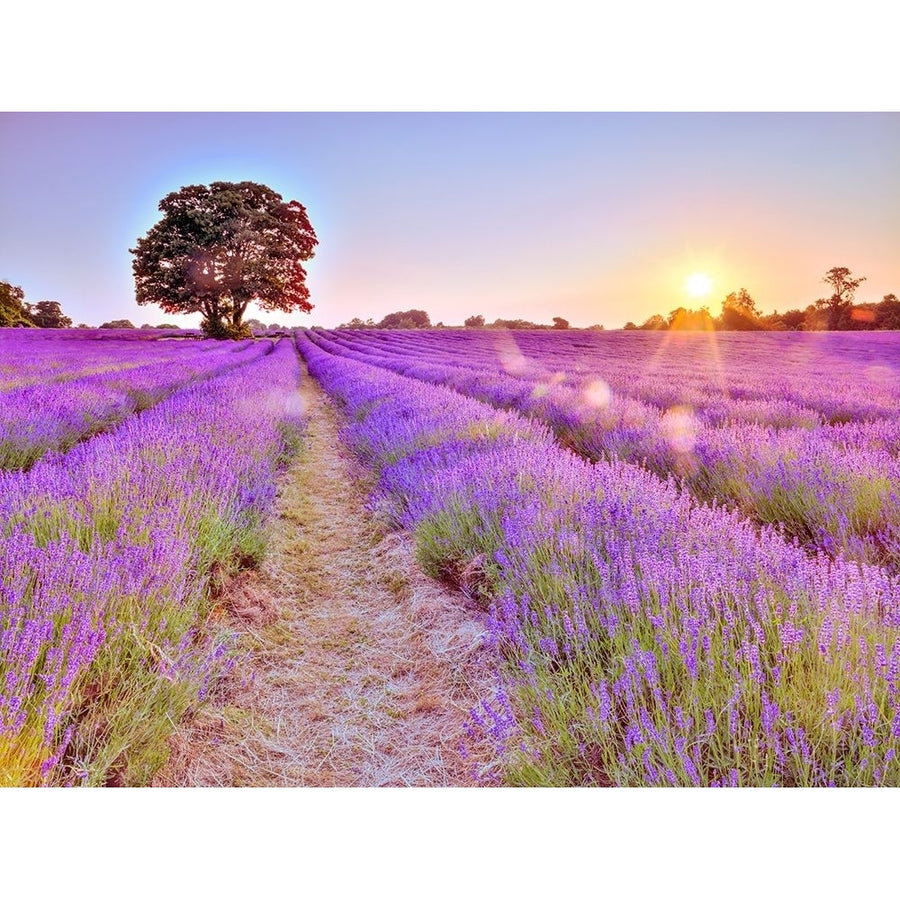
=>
[93,320,183,330]
[626,268,900,332]
[339,310,604,330]
[339,270,899,333]
[10,264,897,336]
[1,281,75,328]
[1,281,182,330]
[340,310,435,329]
[626,295,900,332]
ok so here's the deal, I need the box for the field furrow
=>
[156,363,494,786]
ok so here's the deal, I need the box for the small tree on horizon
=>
[464,314,485,327]
[817,267,866,331]
[131,181,318,339]
[640,314,668,330]
[667,306,715,331]
[552,316,570,329]
[875,294,900,330]
[719,288,763,330]
[26,300,73,329]
[376,309,431,329]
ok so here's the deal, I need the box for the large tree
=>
[131,181,318,339]
[816,267,866,331]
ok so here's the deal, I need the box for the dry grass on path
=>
[155,368,496,787]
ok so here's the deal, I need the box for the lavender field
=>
[297,328,900,786]
[4,326,900,787]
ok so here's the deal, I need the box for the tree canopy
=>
[0,281,35,327]
[27,300,72,329]
[667,306,715,331]
[376,309,431,329]
[816,267,866,330]
[719,288,763,331]
[131,181,318,339]
[1,283,75,328]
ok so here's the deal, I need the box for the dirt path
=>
[155,366,495,786]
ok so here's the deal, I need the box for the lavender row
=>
[0,336,272,471]
[306,329,900,574]
[0,339,304,785]
[298,330,900,786]
[329,328,900,425]
[0,328,204,391]
[325,328,900,435]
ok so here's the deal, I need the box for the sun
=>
[685,272,713,298]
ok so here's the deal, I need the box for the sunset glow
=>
[685,272,713,298]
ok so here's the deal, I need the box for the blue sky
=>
[1,112,897,328]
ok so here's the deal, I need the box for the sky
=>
[1,111,898,329]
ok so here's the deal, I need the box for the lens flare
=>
[865,364,893,385]
[494,332,528,375]
[583,379,611,409]
[662,404,697,454]
[532,372,566,400]
[284,392,307,417]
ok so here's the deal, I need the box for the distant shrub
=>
[376,309,431,329]
[489,318,549,330]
